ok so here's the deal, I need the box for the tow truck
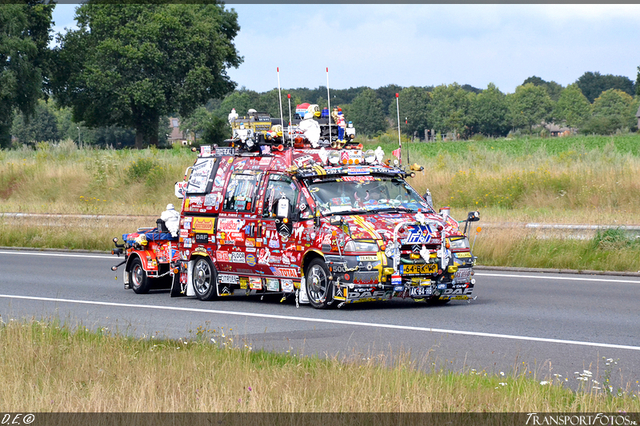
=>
[112,110,479,308]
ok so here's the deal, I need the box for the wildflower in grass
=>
[540,381,550,385]
[500,371,505,376]
[247,387,252,392]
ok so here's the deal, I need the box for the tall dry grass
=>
[0,141,193,215]
[1,319,637,412]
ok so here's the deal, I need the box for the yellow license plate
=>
[402,264,437,275]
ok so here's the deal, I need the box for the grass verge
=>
[1,319,638,412]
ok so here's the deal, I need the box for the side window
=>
[262,174,299,218]
[223,172,262,212]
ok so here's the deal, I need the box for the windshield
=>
[306,176,432,215]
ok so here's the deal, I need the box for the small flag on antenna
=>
[392,148,401,158]
[396,93,399,98]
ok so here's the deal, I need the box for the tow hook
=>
[111,260,126,271]
[337,302,345,309]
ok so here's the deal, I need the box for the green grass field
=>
[1,319,637,412]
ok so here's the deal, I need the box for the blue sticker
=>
[246,254,256,267]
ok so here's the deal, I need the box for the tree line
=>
[2,2,639,149]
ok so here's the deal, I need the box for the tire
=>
[305,258,333,309]
[192,257,217,301]
[130,257,151,294]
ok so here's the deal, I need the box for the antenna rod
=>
[395,93,402,165]
[326,67,331,145]
[287,93,293,145]
[277,67,285,145]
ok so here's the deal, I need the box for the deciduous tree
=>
[507,83,554,132]
[553,84,591,128]
[388,86,431,139]
[347,88,387,137]
[470,83,510,137]
[426,83,472,137]
[576,71,635,103]
[0,2,54,148]
[52,3,242,148]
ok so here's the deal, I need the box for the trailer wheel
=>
[130,258,150,294]
[193,257,217,301]
[305,258,333,309]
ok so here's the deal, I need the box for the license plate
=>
[410,286,432,297]
[402,264,437,275]
[454,268,471,279]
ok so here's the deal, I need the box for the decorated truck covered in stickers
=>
[112,134,480,308]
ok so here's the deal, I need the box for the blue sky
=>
[52,4,640,94]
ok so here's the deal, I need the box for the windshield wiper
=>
[369,206,416,214]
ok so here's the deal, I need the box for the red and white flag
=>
[392,148,401,158]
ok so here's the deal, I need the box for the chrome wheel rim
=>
[132,264,144,287]
[308,264,328,302]
[194,259,212,294]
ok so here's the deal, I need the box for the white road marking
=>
[0,250,112,260]
[1,293,639,352]
[475,272,640,284]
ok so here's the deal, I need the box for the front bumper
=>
[325,253,475,304]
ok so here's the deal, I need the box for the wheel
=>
[305,258,333,309]
[192,257,217,301]
[129,257,151,294]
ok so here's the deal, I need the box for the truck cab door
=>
[255,173,301,286]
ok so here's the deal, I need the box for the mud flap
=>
[298,278,309,304]
[123,269,130,290]
[170,273,182,297]
[186,260,195,297]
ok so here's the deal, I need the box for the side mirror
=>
[276,198,290,219]
[423,189,433,208]
[463,211,480,235]
[275,198,292,237]
[175,181,187,199]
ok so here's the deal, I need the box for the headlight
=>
[448,237,470,250]
[344,240,378,253]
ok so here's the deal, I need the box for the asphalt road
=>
[1,248,639,393]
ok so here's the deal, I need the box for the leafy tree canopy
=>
[427,83,472,135]
[0,1,53,148]
[522,76,563,102]
[576,71,635,103]
[388,86,431,137]
[508,83,554,131]
[553,84,591,128]
[470,83,510,138]
[52,2,242,148]
[348,88,387,137]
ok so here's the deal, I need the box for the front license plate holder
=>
[402,264,437,275]
[410,286,432,297]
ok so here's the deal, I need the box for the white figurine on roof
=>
[228,108,238,124]
[298,112,321,147]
